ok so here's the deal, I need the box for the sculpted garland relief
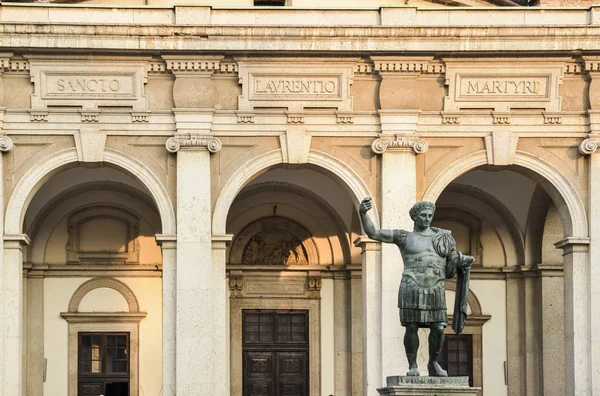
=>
[242,229,309,266]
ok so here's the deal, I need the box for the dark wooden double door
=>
[243,310,309,396]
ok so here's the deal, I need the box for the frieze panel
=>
[443,59,565,112]
[237,59,356,111]
[29,60,148,110]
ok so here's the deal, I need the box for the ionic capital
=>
[165,135,222,154]
[578,137,600,155]
[371,136,428,155]
[0,134,13,153]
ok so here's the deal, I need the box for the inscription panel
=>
[458,76,549,99]
[443,59,565,112]
[238,59,356,111]
[29,59,149,110]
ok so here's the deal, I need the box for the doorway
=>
[242,310,309,396]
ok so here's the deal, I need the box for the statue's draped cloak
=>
[393,228,461,327]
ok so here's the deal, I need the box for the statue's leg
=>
[403,323,420,376]
[427,322,448,377]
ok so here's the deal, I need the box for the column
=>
[156,234,176,396]
[3,234,29,396]
[555,237,591,396]
[350,267,363,396]
[164,55,225,394]
[166,132,222,394]
[371,130,428,384]
[354,237,381,396]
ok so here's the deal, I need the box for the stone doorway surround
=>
[229,273,321,396]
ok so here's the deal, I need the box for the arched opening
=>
[13,151,171,396]
[222,163,365,396]
[427,162,580,396]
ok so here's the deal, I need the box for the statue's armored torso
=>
[393,228,458,326]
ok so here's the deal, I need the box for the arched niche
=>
[60,277,145,396]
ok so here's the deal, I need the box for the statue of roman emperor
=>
[359,197,474,377]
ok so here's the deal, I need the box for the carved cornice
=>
[578,136,600,155]
[371,136,428,155]
[584,58,600,74]
[165,135,222,153]
[30,111,48,122]
[0,57,29,73]
[543,112,562,124]
[147,61,167,74]
[564,61,583,75]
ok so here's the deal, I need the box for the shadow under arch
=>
[212,149,379,235]
[5,147,176,235]
[421,150,588,239]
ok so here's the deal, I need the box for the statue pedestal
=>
[377,376,480,396]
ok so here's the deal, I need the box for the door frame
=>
[230,298,320,396]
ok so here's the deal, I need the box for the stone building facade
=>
[0,1,598,396]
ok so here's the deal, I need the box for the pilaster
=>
[155,234,177,396]
[2,233,29,396]
[554,237,592,396]
[370,132,428,386]
[354,236,381,396]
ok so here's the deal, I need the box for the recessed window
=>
[439,334,473,386]
[254,0,286,6]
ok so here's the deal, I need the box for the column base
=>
[377,376,480,396]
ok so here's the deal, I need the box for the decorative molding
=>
[578,136,600,155]
[66,206,140,265]
[441,112,460,124]
[584,59,600,73]
[60,312,147,323]
[371,136,428,155]
[147,61,167,74]
[286,112,305,124]
[165,135,222,153]
[80,111,99,123]
[0,134,14,152]
[66,277,141,313]
[164,57,222,74]
[1,58,30,72]
[218,62,239,74]
[543,112,562,124]
[236,111,255,124]
[131,111,150,123]
[564,62,583,75]
[307,273,322,299]
[354,62,374,75]
[335,112,354,124]
[372,57,445,74]
[492,112,511,124]
[30,111,48,122]
[229,271,243,298]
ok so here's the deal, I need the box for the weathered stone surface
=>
[378,376,480,396]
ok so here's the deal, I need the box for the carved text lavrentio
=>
[250,75,341,100]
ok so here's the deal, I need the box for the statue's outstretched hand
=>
[360,197,373,214]
[460,254,475,270]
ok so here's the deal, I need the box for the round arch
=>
[67,277,140,313]
[212,149,379,234]
[5,147,176,235]
[421,150,588,238]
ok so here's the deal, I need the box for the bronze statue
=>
[359,197,473,377]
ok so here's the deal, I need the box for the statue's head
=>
[409,201,436,222]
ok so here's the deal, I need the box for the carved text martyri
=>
[460,77,548,97]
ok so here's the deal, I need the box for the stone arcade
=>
[0,2,599,396]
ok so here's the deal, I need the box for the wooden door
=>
[242,310,308,396]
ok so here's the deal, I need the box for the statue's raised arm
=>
[359,197,395,243]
